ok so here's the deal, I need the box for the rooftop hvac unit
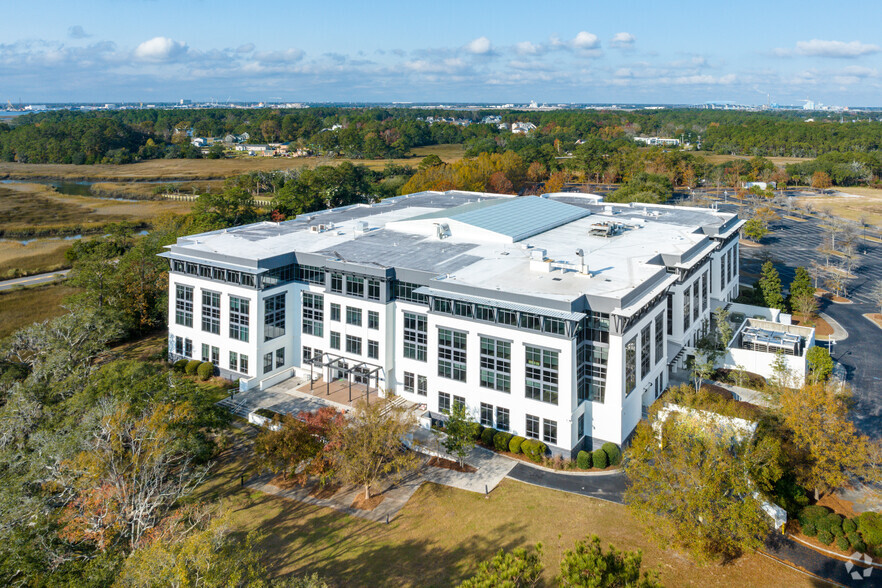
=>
[530,248,547,261]
[355,220,369,233]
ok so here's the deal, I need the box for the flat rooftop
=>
[166,190,741,307]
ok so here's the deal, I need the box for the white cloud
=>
[134,37,187,62]
[610,32,634,48]
[842,65,877,77]
[236,43,255,54]
[515,41,540,55]
[252,48,304,64]
[465,36,492,55]
[68,25,91,39]
[776,39,881,58]
[572,31,600,50]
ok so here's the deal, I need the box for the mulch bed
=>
[793,314,834,337]
[864,313,882,330]
[427,456,477,473]
[351,492,385,511]
[309,482,342,500]
[269,474,305,490]
[816,289,851,304]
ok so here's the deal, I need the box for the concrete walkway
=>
[818,312,849,341]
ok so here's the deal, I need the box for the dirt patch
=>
[427,456,477,474]
[816,289,851,304]
[864,313,882,330]
[739,238,764,248]
[792,314,834,337]
[351,492,385,511]
[817,494,859,519]
[309,482,342,500]
[269,475,306,491]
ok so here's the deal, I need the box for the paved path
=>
[506,463,626,504]
[0,269,69,291]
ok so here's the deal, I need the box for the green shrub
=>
[185,360,201,375]
[601,442,621,466]
[843,518,857,534]
[493,431,513,452]
[857,512,882,546]
[173,359,189,372]
[836,535,850,551]
[847,531,863,547]
[802,522,817,537]
[521,439,547,463]
[772,476,810,515]
[197,362,214,381]
[851,538,867,553]
[474,425,485,441]
[817,530,834,545]
[509,436,525,454]
[592,449,608,469]
[819,513,843,535]
[481,427,498,446]
[576,451,592,469]
[799,505,831,528]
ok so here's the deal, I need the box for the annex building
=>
[162,191,744,456]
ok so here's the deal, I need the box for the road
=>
[0,269,70,291]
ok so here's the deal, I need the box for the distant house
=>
[235,144,274,156]
[742,181,777,190]
[511,122,537,134]
[634,136,680,147]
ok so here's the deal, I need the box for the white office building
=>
[162,191,744,456]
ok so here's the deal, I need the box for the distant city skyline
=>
[3,0,882,105]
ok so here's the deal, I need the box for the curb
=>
[818,312,849,342]
[786,533,882,569]
[862,314,882,332]
[499,453,623,477]
[754,549,847,588]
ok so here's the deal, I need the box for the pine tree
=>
[759,261,785,310]
[789,266,813,300]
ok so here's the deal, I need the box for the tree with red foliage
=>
[254,407,343,485]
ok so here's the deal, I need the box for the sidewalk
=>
[818,312,848,342]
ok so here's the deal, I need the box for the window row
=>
[328,332,379,360]
[430,298,569,336]
[263,348,286,374]
[329,273,382,301]
[173,336,249,374]
[402,372,428,396]
[175,285,260,343]
[171,260,255,288]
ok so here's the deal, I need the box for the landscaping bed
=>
[427,456,476,474]
[787,499,882,559]
[864,313,882,330]
[816,289,852,304]
[471,425,622,472]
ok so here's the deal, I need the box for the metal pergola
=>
[305,352,383,403]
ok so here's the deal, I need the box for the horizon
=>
[3,1,882,106]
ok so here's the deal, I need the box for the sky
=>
[3,0,882,106]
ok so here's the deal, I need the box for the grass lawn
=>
[690,151,813,167]
[197,434,822,588]
[798,186,882,227]
[0,283,80,338]
[0,145,467,182]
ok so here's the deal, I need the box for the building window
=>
[200,265,211,278]
[476,304,495,322]
[403,312,427,361]
[625,336,637,395]
[693,281,700,321]
[346,275,364,297]
[346,335,362,355]
[438,328,467,382]
[666,294,673,336]
[174,336,183,355]
[296,265,325,285]
[330,273,343,293]
[433,298,452,314]
[497,309,517,326]
[543,317,566,336]
[683,291,691,331]
[578,312,610,343]
[230,351,238,371]
[480,403,493,427]
[577,343,608,405]
[438,392,451,414]
[241,274,255,288]
[330,303,341,322]
[519,312,541,331]
[394,281,428,304]
[229,296,250,342]
[212,267,223,280]
[367,339,379,360]
[496,407,510,431]
[453,300,473,318]
[175,284,193,327]
[543,419,557,445]
[702,272,708,311]
[240,355,249,374]
[302,346,312,363]
[346,306,362,326]
[211,346,219,365]
[202,343,209,362]
[201,290,220,334]
[275,347,285,369]
[731,247,738,279]
[404,372,415,393]
[264,293,286,341]
[526,414,540,439]
[577,414,585,439]
[641,324,652,379]
[479,336,511,392]
[720,255,727,289]
[330,331,340,350]
[368,279,381,301]
[453,395,465,410]
[417,375,427,396]
[654,313,664,365]
[368,310,379,330]
[264,352,273,374]
[302,292,324,337]
[525,346,558,405]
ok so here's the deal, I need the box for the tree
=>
[254,408,342,485]
[624,405,779,561]
[192,186,258,228]
[811,171,833,190]
[789,267,814,304]
[114,507,276,588]
[769,350,792,391]
[688,350,715,393]
[440,403,478,467]
[543,171,569,194]
[778,381,871,500]
[418,154,443,169]
[330,399,420,499]
[459,544,543,588]
[558,535,660,588]
[742,217,768,242]
[805,346,833,382]
[758,261,785,310]
[713,306,733,349]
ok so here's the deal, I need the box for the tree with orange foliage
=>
[543,171,569,194]
[488,171,515,194]
[254,407,343,485]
